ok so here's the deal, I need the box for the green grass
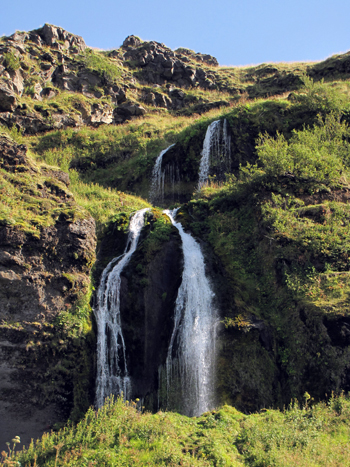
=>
[78,48,123,83]
[3,51,21,72]
[3,394,350,466]
[68,170,150,237]
[0,147,87,237]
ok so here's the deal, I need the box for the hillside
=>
[1,23,350,465]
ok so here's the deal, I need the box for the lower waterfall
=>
[163,209,219,416]
[94,208,149,408]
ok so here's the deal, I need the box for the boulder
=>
[90,103,114,126]
[0,83,17,111]
[0,135,29,170]
[40,87,56,99]
[7,31,29,43]
[106,85,126,104]
[114,102,146,122]
[36,24,86,52]
[5,69,24,96]
[123,35,142,48]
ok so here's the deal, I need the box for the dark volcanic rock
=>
[122,39,219,89]
[114,102,146,122]
[123,35,142,48]
[0,111,64,135]
[0,84,17,111]
[36,23,86,52]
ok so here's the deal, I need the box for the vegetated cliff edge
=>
[0,135,96,448]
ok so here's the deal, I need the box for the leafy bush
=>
[256,113,350,183]
[293,77,348,115]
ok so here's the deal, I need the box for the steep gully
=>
[95,120,229,415]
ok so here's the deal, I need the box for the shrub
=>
[3,52,20,72]
[81,49,122,83]
[294,76,347,115]
[256,113,350,183]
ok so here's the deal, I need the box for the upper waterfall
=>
[163,209,219,416]
[149,144,175,205]
[94,208,149,408]
[198,119,231,189]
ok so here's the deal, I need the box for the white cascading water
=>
[198,120,221,189]
[164,208,218,416]
[94,208,149,408]
[198,119,231,189]
[223,118,231,171]
[149,144,175,205]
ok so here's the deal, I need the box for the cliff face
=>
[2,21,350,453]
[0,136,96,448]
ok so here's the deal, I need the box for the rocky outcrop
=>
[0,109,80,134]
[0,135,96,319]
[123,35,143,48]
[1,24,350,137]
[122,40,219,89]
[0,84,17,111]
[0,217,95,323]
[6,23,86,53]
[114,101,146,122]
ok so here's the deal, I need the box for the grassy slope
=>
[3,394,349,467]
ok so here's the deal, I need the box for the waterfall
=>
[198,120,221,189]
[223,119,231,171]
[163,208,218,416]
[198,119,231,189]
[94,208,149,408]
[149,144,175,205]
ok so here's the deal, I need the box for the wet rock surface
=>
[94,214,182,411]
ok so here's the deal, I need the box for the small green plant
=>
[295,76,347,114]
[3,52,20,72]
[1,435,21,466]
[80,49,122,82]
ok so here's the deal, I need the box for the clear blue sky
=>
[1,0,349,66]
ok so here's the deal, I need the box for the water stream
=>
[163,209,218,416]
[94,208,149,408]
